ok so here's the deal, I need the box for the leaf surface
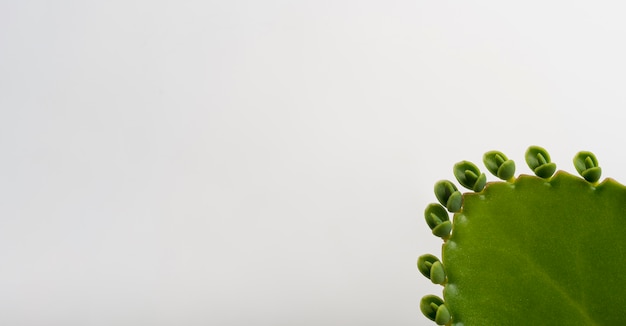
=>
[443,171,626,325]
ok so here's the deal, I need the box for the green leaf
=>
[420,295,448,323]
[434,180,463,212]
[574,151,602,182]
[424,203,452,239]
[483,150,516,181]
[525,146,556,178]
[442,171,626,325]
[453,161,486,192]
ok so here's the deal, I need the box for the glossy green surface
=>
[443,171,626,325]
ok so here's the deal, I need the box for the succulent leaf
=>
[483,150,516,180]
[429,261,446,285]
[419,146,626,325]
[424,203,451,238]
[420,295,449,324]
[525,146,556,178]
[417,254,441,280]
[442,172,626,324]
[453,161,486,192]
[434,180,463,212]
[573,151,602,182]
[435,304,451,325]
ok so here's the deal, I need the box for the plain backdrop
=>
[2,1,626,325]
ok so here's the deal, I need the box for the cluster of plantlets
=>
[418,146,626,325]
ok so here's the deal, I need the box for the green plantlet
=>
[434,180,463,213]
[418,146,626,325]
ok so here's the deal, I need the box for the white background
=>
[2,1,626,325]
